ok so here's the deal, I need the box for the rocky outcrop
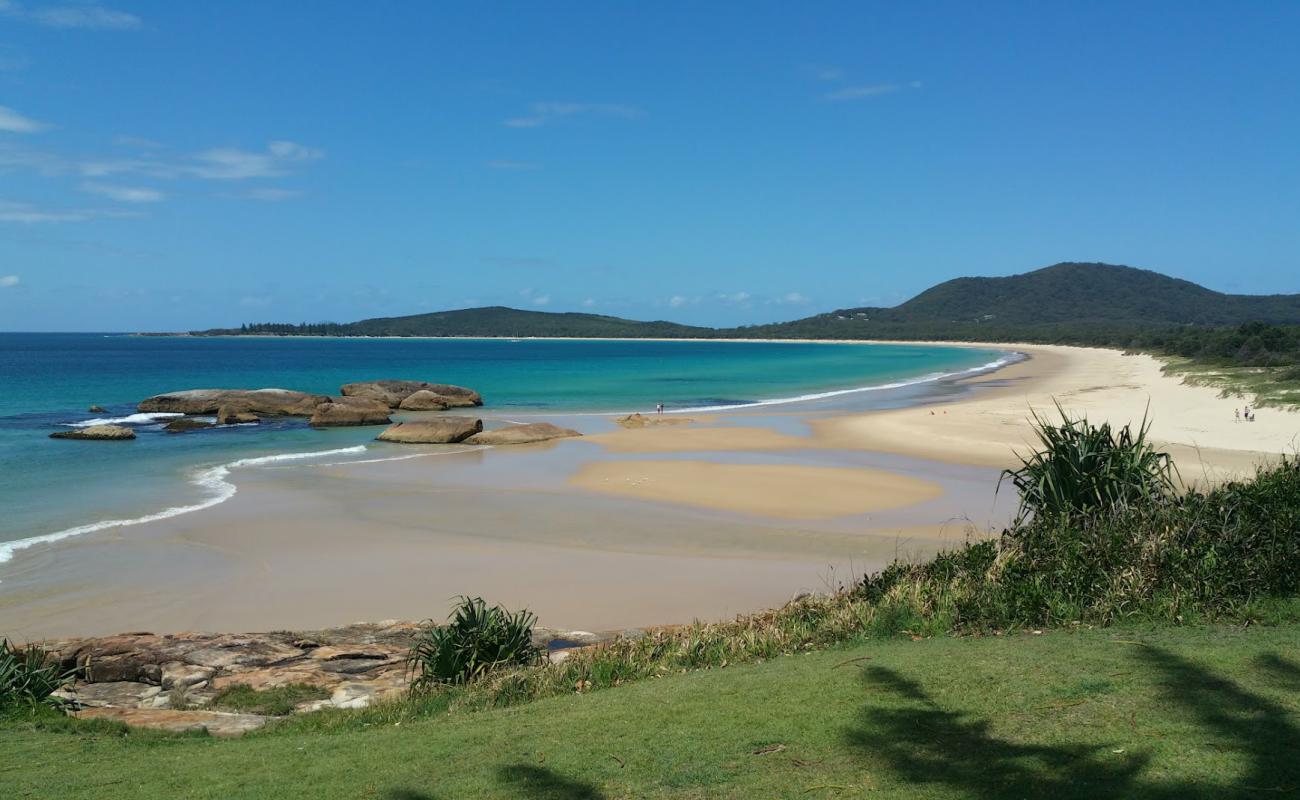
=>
[615,413,695,428]
[50,425,135,441]
[341,380,483,409]
[88,405,107,413]
[397,390,452,411]
[375,418,483,443]
[465,422,582,446]
[34,620,617,735]
[308,397,393,428]
[138,389,329,416]
[164,418,215,434]
[216,406,260,425]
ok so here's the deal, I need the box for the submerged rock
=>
[50,424,135,441]
[615,413,695,428]
[465,422,582,445]
[341,380,482,409]
[309,397,393,428]
[375,417,483,443]
[88,404,107,413]
[215,405,261,425]
[163,418,215,434]
[138,389,329,416]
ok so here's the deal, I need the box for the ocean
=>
[0,333,1012,569]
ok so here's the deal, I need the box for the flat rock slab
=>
[465,422,582,446]
[138,388,328,416]
[615,413,695,428]
[342,380,482,409]
[49,424,135,440]
[76,707,267,737]
[376,418,483,443]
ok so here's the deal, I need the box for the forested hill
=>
[216,306,710,338]
[198,263,1300,342]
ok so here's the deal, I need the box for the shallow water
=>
[0,334,1009,566]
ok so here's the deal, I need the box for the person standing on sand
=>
[656,402,664,415]
[1236,408,1241,422]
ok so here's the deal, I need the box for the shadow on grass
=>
[385,764,605,800]
[848,648,1300,798]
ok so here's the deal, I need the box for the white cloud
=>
[0,274,18,288]
[824,81,921,101]
[807,64,845,81]
[582,298,597,308]
[716,291,753,307]
[0,0,136,28]
[531,294,551,306]
[776,292,811,305]
[80,181,164,203]
[0,105,50,133]
[486,159,540,170]
[669,294,703,308]
[1,1,141,29]
[505,102,644,128]
[189,143,323,183]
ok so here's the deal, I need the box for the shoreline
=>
[3,340,1297,641]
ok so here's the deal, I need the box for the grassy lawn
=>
[4,621,1298,799]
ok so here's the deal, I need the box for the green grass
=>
[3,619,1299,799]
[209,683,331,716]
[1162,357,1300,409]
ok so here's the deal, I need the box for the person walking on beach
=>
[1235,408,1241,422]
[656,402,664,416]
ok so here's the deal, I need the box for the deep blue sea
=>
[0,334,1010,566]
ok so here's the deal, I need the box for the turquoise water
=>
[0,334,1010,564]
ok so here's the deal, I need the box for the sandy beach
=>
[3,342,1298,641]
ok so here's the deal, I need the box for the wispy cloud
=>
[505,102,644,128]
[716,291,753,307]
[486,159,540,170]
[0,199,145,223]
[806,64,845,81]
[79,181,164,203]
[0,104,50,133]
[531,294,551,306]
[241,187,303,202]
[824,80,922,101]
[771,291,811,305]
[0,0,141,29]
[0,139,324,182]
[0,274,18,288]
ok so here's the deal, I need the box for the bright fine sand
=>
[5,342,1298,641]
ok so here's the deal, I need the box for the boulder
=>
[341,380,482,409]
[88,404,107,413]
[164,418,215,434]
[216,405,261,425]
[75,707,267,737]
[396,390,452,411]
[615,413,695,428]
[50,425,135,441]
[138,389,329,416]
[308,397,393,428]
[465,422,582,446]
[375,418,483,444]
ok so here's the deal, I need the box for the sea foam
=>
[64,412,186,428]
[0,445,368,567]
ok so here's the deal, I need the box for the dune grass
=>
[4,619,1299,799]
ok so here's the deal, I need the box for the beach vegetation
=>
[408,596,542,689]
[999,404,1177,522]
[209,683,331,716]
[0,639,75,711]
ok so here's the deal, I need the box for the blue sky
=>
[1,1,1298,331]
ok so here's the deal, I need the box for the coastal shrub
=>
[1000,404,1177,522]
[0,639,74,711]
[408,596,541,689]
[864,457,1300,628]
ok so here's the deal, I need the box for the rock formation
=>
[375,417,483,443]
[465,422,582,445]
[308,397,393,427]
[341,380,482,409]
[33,621,612,735]
[615,412,695,428]
[216,406,260,425]
[396,389,452,411]
[138,389,329,416]
[88,405,107,413]
[50,425,136,441]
